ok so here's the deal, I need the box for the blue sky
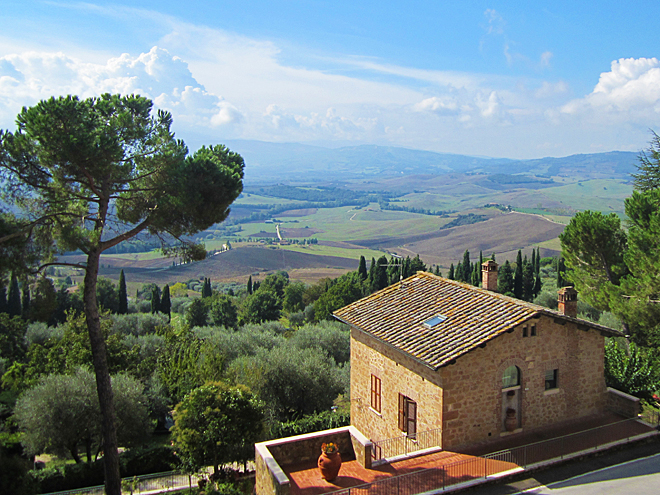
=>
[1,1,660,158]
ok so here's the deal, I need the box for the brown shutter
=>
[407,400,417,438]
[375,376,381,413]
[398,393,406,431]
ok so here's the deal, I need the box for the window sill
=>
[500,428,523,437]
[544,388,560,396]
[369,407,382,417]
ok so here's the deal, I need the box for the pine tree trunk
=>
[83,250,121,495]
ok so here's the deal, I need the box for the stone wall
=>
[351,313,608,452]
[350,328,444,444]
[267,428,356,466]
[440,314,607,450]
[255,427,372,495]
[606,387,641,418]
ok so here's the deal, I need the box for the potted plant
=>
[505,408,517,432]
[318,442,342,482]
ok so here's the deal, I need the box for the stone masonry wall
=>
[266,429,355,466]
[440,315,607,450]
[350,328,444,444]
[606,387,641,418]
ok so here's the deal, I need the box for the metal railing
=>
[334,417,657,495]
[43,470,202,495]
[371,427,442,461]
[640,408,660,427]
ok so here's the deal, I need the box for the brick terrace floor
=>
[285,451,518,495]
[285,414,657,495]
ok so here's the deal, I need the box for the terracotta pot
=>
[318,451,342,482]
[505,408,517,432]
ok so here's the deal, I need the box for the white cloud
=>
[535,81,569,99]
[484,9,505,36]
[414,96,459,115]
[561,57,660,119]
[539,51,553,68]
[262,104,378,141]
[0,46,243,133]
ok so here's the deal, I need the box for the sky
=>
[1,1,660,159]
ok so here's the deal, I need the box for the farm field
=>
[540,179,633,215]
[62,173,635,286]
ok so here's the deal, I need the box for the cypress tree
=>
[7,273,21,317]
[533,268,543,298]
[247,275,253,295]
[498,260,514,294]
[357,256,368,280]
[514,250,523,299]
[0,284,7,314]
[118,270,128,315]
[462,250,471,283]
[374,255,389,291]
[161,284,171,322]
[448,263,455,280]
[557,258,567,288]
[455,261,463,282]
[531,249,536,276]
[522,259,535,301]
[471,262,480,286]
[21,282,30,319]
[151,286,161,314]
[368,257,377,289]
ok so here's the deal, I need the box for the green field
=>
[235,193,302,206]
[540,179,632,215]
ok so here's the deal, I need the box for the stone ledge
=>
[255,426,374,495]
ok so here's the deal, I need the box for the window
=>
[502,365,521,389]
[531,324,537,336]
[398,394,417,438]
[370,375,381,413]
[423,314,447,328]
[522,326,528,337]
[545,369,558,390]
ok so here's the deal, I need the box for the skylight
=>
[423,314,447,328]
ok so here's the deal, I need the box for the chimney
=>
[482,260,498,291]
[558,287,578,318]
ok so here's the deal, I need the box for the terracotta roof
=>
[333,271,623,370]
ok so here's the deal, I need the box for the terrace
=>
[256,412,658,495]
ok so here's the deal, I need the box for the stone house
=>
[333,261,625,451]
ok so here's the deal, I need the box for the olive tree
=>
[13,368,151,464]
[0,94,244,495]
[171,382,263,475]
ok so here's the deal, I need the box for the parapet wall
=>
[606,387,640,418]
[255,426,373,495]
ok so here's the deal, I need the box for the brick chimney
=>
[482,260,498,291]
[558,287,578,318]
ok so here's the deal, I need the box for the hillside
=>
[224,139,638,183]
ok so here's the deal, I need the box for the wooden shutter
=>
[407,399,417,438]
[398,393,406,431]
[370,375,381,412]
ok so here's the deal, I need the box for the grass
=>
[541,179,632,215]
[101,250,165,261]
[235,194,302,206]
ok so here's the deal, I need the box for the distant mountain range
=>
[223,140,639,183]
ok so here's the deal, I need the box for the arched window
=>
[502,365,520,389]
